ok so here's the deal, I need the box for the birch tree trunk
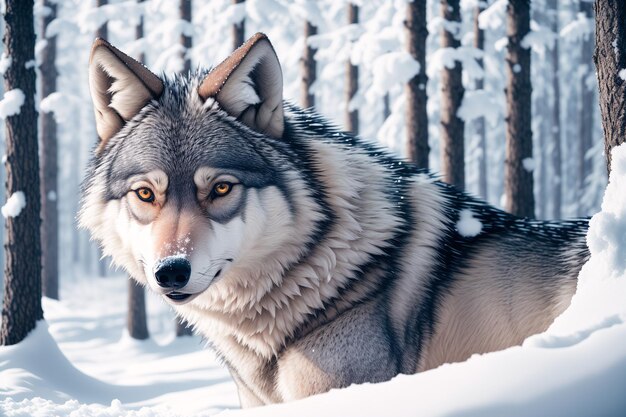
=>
[504,0,534,218]
[180,0,192,74]
[474,3,487,200]
[548,0,561,219]
[1,0,44,346]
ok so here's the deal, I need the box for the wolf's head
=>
[80,34,326,309]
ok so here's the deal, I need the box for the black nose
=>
[154,257,191,289]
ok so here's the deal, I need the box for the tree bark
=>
[345,3,359,135]
[578,1,595,215]
[1,0,44,346]
[474,3,487,200]
[440,0,465,188]
[180,0,192,74]
[125,0,150,341]
[96,0,108,277]
[40,0,58,300]
[232,0,245,50]
[405,0,429,169]
[301,21,317,109]
[595,1,626,173]
[548,0,561,219]
[504,0,534,218]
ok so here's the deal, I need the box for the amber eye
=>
[213,182,232,197]
[135,187,155,203]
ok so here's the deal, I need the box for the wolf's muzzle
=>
[154,257,191,290]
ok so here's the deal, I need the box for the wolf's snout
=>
[154,257,191,290]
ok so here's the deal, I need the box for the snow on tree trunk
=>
[40,0,58,300]
[578,0,595,216]
[549,0,562,219]
[593,0,626,174]
[345,3,359,135]
[180,0,192,74]
[440,0,464,188]
[474,3,487,200]
[301,21,317,109]
[1,0,44,346]
[504,0,534,218]
[127,0,149,341]
[232,0,245,50]
[405,0,429,169]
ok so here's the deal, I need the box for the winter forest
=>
[2,0,626,416]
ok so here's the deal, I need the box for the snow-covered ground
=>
[3,144,626,416]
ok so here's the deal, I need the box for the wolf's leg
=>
[275,299,399,400]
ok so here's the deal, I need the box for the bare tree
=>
[180,0,192,74]
[405,0,429,169]
[440,0,464,188]
[578,0,595,215]
[1,0,44,345]
[233,0,245,50]
[126,0,149,341]
[345,3,359,134]
[504,0,534,218]
[595,0,626,172]
[474,2,487,199]
[548,0,561,219]
[301,20,317,108]
[40,0,58,300]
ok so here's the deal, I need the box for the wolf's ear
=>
[198,33,284,138]
[89,38,164,150]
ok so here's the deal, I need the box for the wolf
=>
[80,33,590,407]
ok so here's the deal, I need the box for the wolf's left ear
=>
[89,38,164,151]
[198,33,284,138]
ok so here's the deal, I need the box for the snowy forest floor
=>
[0,274,240,416]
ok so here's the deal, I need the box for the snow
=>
[1,191,26,218]
[619,69,626,81]
[456,90,502,127]
[0,277,238,416]
[560,12,594,43]
[522,157,535,172]
[0,52,11,75]
[369,52,419,97]
[456,208,483,237]
[0,89,25,119]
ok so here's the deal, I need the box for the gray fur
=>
[81,36,590,408]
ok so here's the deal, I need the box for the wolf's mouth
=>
[165,291,193,302]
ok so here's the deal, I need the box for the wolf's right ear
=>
[89,38,164,151]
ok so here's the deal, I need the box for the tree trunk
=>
[504,0,534,218]
[126,0,150,341]
[40,0,58,300]
[595,1,626,173]
[180,0,192,74]
[405,0,429,169]
[1,0,44,346]
[345,3,359,135]
[474,3,487,200]
[578,0,595,215]
[548,0,561,219]
[232,0,245,50]
[301,21,317,109]
[96,0,108,277]
[440,0,465,188]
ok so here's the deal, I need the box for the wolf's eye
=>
[135,187,155,203]
[213,182,232,197]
